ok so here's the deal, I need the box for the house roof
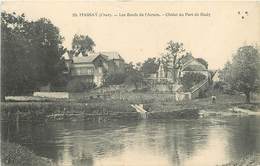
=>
[72,53,102,63]
[65,51,123,63]
[100,51,123,60]
[182,65,207,71]
[179,54,194,65]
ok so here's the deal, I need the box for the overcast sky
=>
[2,1,260,69]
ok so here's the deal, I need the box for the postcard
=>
[1,1,260,166]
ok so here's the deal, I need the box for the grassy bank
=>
[72,91,260,111]
[1,101,139,122]
[1,93,259,122]
[1,142,53,166]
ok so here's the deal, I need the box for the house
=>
[212,70,220,82]
[63,51,125,87]
[151,54,210,83]
[144,54,211,93]
[177,54,210,79]
[100,51,125,74]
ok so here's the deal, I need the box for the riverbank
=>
[1,94,259,122]
[1,142,53,166]
[1,101,139,122]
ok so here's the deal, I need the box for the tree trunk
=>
[245,91,250,103]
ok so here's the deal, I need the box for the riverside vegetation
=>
[1,92,260,123]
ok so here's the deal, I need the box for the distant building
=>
[150,54,210,83]
[63,51,125,87]
[145,54,211,92]
[177,54,210,79]
[212,70,220,82]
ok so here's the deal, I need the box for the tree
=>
[221,45,260,103]
[180,72,206,91]
[196,58,208,69]
[72,34,95,55]
[124,62,143,90]
[162,41,186,82]
[66,79,96,92]
[104,73,127,86]
[1,11,65,99]
[141,57,159,75]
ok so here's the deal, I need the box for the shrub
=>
[104,73,127,86]
[213,81,225,91]
[1,142,52,166]
[180,72,206,91]
[67,79,96,92]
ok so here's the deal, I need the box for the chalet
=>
[63,51,125,87]
[149,54,210,83]
[177,54,210,79]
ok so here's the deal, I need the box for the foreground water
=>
[2,116,260,166]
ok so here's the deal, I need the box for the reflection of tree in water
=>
[2,119,212,165]
[2,121,64,160]
[3,120,136,165]
[72,153,94,166]
[159,120,210,165]
[128,119,210,165]
[227,116,260,160]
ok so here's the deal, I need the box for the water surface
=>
[2,116,260,166]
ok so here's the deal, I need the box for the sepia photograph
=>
[1,1,260,166]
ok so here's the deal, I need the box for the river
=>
[2,116,260,166]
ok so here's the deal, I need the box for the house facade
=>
[144,54,210,92]
[177,54,210,79]
[63,51,125,87]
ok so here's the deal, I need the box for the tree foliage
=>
[162,41,186,82]
[180,72,206,91]
[104,73,127,86]
[141,57,159,75]
[1,11,65,98]
[220,45,260,103]
[124,62,143,90]
[72,34,95,55]
[66,79,96,92]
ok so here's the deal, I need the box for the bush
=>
[67,79,96,92]
[104,73,127,86]
[180,72,206,91]
[1,142,52,166]
[213,81,225,91]
[198,90,207,98]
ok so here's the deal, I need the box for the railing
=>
[191,78,209,94]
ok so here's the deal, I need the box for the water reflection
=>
[2,116,260,166]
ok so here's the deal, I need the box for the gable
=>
[72,53,104,64]
[100,51,123,61]
[182,60,207,71]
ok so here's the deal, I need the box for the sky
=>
[2,1,260,69]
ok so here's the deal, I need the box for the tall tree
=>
[162,41,186,82]
[72,34,95,55]
[141,57,159,75]
[1,11,65,98]
[221,45,260,103]
[124,62,143,90]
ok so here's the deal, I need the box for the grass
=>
[1,92,259,122]
[1,100,137,122]
[1,142,53,166]
[144,93,260,112]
